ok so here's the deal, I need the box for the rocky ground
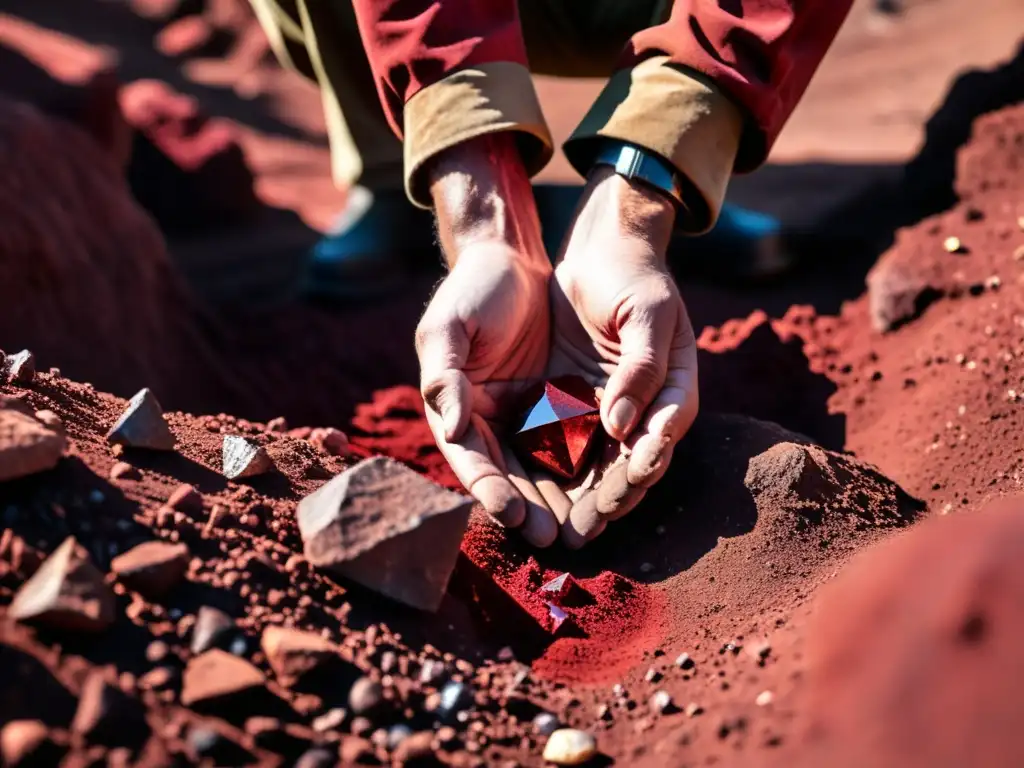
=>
[2,1,1024,767]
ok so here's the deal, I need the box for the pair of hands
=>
[416,134,699,548]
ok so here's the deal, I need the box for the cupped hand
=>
[545,166,700,548]
[415,134,561,547]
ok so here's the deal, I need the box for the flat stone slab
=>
[106,388,175,451]
[9,537,115,632]
[0,407,65,482]
[297,456,473,612]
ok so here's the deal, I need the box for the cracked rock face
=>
[106,388,175,450]
[297,456,473,612]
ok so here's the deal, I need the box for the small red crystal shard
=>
[512,376,602,479]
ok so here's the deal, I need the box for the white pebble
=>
[543,729,597,765]
[756,690,774,706]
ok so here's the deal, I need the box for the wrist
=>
[427,133,546,269]
[566,166,675,266]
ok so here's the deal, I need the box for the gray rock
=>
[297,456,473,612]
[191,605,234,654]
[222,435,272,479]
[106,388,175,451]
[4,350,35,385]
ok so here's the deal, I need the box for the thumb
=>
[601,304,672,441]
[416,318,473,442]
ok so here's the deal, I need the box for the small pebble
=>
[386,724,412,750]
[675,652,694,669]
[532,712,560,736]
[756,690,774,707]
[109,462,139,481]
[643,667,661,683]
[685,702,703,717]
[437,680,473,722]
[649,690,674,715]
[294,748,335,768]
[943,236,963,253]
[348,677,384,716]
[311,708,347,733]
[542,728,597,766]
[145,641,170,664]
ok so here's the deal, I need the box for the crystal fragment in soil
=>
[512,376,602,479]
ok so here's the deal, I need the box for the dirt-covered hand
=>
[547,166,699,548]
[415,134,559,547]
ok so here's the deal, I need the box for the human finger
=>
[424,409,526,528]
[626,322,699,488]
[595,461,649,522]
[600,293,675,441]
[416,307,472,442]
[500,445,559,547]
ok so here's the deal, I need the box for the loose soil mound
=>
[0,375,919,766]
[780,496,1024,768]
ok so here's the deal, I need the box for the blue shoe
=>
[299,186,436,303]
[688,202,793,281]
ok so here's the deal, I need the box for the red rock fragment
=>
[9,537,115,632]
[167,483,202,511]
[297,457,473,612]
[512,376,602,479]
[260,625,340,686]
[0,407,65,482]
[393,731,438,766]
[310,427,349,457]
[0,720,63,767]
[106,388,175,451]
[111,540,190,598]
[155,15,214,57]
[71,671,147,746]
[222,435,273,479]
[181,649,265,707]
[109,461,140,481]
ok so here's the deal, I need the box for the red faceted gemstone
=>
[512,376,602,479]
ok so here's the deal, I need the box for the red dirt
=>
[1,2,1024,766]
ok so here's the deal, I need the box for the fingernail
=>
[608,398,638,437]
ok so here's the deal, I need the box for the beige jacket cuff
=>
[564,56,743,234]
[403,61,554,208]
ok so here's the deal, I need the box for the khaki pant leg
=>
[248,0,404,191]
